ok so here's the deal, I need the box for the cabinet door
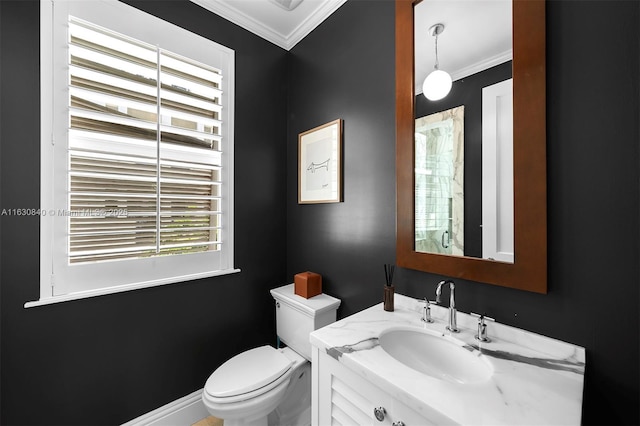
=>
[314,349,437,426]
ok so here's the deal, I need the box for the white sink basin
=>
[378,327,494,384]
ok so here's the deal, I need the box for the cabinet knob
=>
[374,407,386,422]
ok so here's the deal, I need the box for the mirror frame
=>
[396,0,547,293]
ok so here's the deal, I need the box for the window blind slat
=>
[70,17,157,64]
[160,89,219,112]
[161,51,222,86]
[160,125,220,144]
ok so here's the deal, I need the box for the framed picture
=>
[298,119,343,204]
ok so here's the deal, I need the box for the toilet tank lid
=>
[270,284,341,316]
[204,345,293,398]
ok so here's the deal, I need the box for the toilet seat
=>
[204,345,293,403]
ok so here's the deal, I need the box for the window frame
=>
[28,0,238,308]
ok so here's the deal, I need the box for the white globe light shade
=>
[422,69,452,101]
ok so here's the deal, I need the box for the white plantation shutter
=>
[37,0,236,302]
[68,19,223,263]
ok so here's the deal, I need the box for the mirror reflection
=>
[415,106,464,256]
[414,0,514,261]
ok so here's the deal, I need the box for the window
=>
[32,0,237,306]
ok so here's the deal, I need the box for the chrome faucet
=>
[435,280,459,332]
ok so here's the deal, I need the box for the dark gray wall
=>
[287,0,639,425]
[0,0,288,424]
[287,0,397,317]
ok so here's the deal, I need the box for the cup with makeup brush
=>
[383,264,395,311]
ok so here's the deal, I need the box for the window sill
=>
[24,268,241,308]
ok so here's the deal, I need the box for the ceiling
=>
[190,0,512,93]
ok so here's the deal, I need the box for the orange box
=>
[294,271,322,299]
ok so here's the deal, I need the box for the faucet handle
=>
[470,312,494,342]
[421,298,437,323]
[471,312,495,322]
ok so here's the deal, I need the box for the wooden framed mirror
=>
[396,0,547,293]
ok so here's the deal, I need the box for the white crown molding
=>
[190,0,288,48]
[450,49,513,82]
[190,0,347,51]
[285,0,348,49]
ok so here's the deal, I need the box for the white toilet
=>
[202,284,341,426]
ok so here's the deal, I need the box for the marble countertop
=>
[310,294,585,425]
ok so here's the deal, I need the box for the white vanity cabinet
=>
[312,346,441,426]
[309,295,585,425]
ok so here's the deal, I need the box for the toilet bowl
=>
[201,284,340,426]
[202,346,305,426]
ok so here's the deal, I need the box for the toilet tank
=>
[270,284,341,361]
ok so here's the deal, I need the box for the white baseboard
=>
[122,388,210,426]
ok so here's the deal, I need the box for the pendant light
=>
[423,23,452,101]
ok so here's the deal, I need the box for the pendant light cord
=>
[434,32,440,71]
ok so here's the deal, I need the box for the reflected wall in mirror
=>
[395,0,547,293]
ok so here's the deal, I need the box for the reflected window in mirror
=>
[415,106,464,256]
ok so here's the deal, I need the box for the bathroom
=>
[0,0,638,425]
